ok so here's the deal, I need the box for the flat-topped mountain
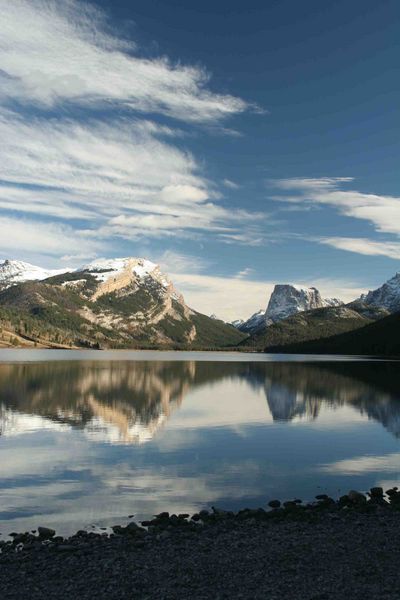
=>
[0,257,245,349]
[235,284,343,334]
[265,284,342,325]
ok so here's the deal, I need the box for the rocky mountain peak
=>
[265,284,342,325]
[360,272,400,313]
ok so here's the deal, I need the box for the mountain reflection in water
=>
[1,357,400,535]
[1,360,400,442]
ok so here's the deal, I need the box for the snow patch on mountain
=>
[81,257,160,282]
[0,259,69,289]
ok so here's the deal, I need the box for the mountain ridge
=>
[0,257,245,349]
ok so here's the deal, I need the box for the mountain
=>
[235,284,343,336]
[263,309,400,356]
[241,303,389,350]
[236,309,265,334]
[360,272,400,313]
[0,257,246,349]
[265,284,343,325]
[230,318,244,328]
[0,259,69,290]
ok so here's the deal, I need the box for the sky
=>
[1,0,399,320]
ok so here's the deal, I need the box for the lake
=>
[0,350,399,536]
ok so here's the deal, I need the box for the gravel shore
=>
[1,489,400,599]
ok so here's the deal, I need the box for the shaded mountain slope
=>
[264,310,400,356]
[240,305,381,350]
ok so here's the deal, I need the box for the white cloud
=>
[223,179,240,190]
[0,1,269,258]
[272,177,400,238]
[0,0,249,123]
[235,267,254,279]
[0,215,101,257]
[170,272,272,320]
[320,237,400,260]
[273,177,354,191]
[157,250,208,274]
[0,111,262,245]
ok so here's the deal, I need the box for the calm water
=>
[0,350,399,535]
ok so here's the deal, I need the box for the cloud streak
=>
[1,0,248,123]
[272,177,400,259]
[0,111,263,247]
[0,1,265,257]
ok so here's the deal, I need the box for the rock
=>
[154,512,169,520]
[369,487,384,498]
[11,534,26,545]
[283,501,297,509]
[191,514,201,521]
[55,545,78,552]
[315,494,329,501]
[37,527,56,539]
[268,500,281,509]
[348,490,366,505]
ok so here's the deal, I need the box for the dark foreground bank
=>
[1,488,400,600]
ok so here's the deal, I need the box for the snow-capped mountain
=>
[236,309,265,334]
[79,257,182,302]
[0,256,246,349]
[360,273,400,313]
[265,284,343,325]
[0,259,69,290]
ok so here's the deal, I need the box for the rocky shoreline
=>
[1,487,400,599]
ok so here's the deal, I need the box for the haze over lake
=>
[0,351,399,535]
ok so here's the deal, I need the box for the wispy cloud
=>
[223,179,240,190]
[235,267,254,279]
[0,108,261,247]
[320,237,400,260]
[0,0,249,123]
[0,216,101,257]
[272,177,400,236]
[271,177,400,259]
[0,1,266,257]
[157,250,208,274]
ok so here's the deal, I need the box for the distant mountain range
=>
[0,258,400,354]
[0,258,245,349]
[234,274,400,355]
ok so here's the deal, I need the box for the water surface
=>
[0,351,399,535]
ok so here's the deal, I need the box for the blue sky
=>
[1,0,399,319]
